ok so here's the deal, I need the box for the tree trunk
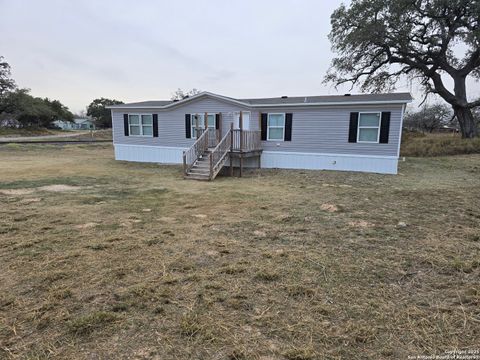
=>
[450,75,478,138]
[453,106,478,139]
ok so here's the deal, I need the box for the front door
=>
[233,111,250,130]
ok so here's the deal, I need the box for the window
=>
[129,114,153,136]
[267,113,285,141]
[358,112,381,143]
[191,113,216,139]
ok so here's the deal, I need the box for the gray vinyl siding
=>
[112,97,249,147]
[251,104,403,156]
[113,97,404,157]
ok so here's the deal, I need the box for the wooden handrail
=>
[183,127,262,179]
[183,129,209,175]
[208,130,232,179]
[231,130,262,152]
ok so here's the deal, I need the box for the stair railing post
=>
[230,123,234,177]
[239,111,243,177]
[209,152,213,180]
[204,112,208,148]
[183,151,187,175]
[239,111,243,152]
[204,127,208,154]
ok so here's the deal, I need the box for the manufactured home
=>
[108,92,412,180]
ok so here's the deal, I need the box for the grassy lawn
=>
[401,132,480,157]
[0,128,67,137]
[0,145,479,359]
[0,128,112,141]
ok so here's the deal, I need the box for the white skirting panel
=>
[114,144,398,174]
[261,151,398,174]
[114,144,184,164]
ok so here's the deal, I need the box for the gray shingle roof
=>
[240,92,412,105]
[116,100,174,107]
[109,92,412,108]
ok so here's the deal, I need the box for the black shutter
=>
[348,112,359,143]
[261,113,268,141]
[185,114,191,138]
[215,113,220,129]
[123,114,129,136]
[284,113,293,141]
[379,112,391,143]
[153,114,158,137]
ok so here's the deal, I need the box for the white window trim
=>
[357,112,381,143]
[128,114,154,137]
[191,113,216,139]
[267,113,286,141]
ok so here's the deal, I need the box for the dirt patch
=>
[19,197,42,204]
[320,203,339,212]
[206,250,220,256]
[159,216,176,222]
[0,184,83,196]
[75,222,99,229]
[120,219,142,228]
[348,220,375,228]
[322,183,353,188]
[0,188,35,195]
[254,230,267,237]
[38,185,83,192]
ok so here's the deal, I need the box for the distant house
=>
[55,118,95,130]
[437,125,459,134]
[107,91,412,179]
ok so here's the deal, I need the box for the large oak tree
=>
[87,98,123,128]
[325,0,480,138]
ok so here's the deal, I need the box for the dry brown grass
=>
[401,131,480,157]
[0,128,112,141]
[67,129,112,141]
[23,129,112,142]
[0,144,479,359]
[0,127,64,137]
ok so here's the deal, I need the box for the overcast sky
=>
[1,0,479,114]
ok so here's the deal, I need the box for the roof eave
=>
[107,91,413,110]
[250,99,413,107]
[107,91,252,110]
[108,98,412,110]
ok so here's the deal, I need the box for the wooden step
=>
[188,169,210,175]
[184,174,210,181]
[193,163,210,168]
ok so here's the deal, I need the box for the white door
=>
[233,111,250,130]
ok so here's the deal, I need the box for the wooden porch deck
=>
[183,111,262,180]
[227,127,262,177]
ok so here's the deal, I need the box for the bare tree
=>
[404,103,452,133]
[170,88,201,101]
